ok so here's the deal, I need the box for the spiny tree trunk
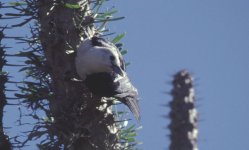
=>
[0,29,11,150]
[1,0,140,149]
[37,1,118,149]
[168,70,198,150]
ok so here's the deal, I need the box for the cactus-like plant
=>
[168,70,198,150]
[1,0,140,149]
[0,28,11,150]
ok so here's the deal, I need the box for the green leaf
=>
[127,133,137,137]
[13,51,33,57]
[95,16,125,23]
[0,71,7,75]
[64,3,81,9]
[120,124,135,135]
[5,13,25,16]
[97,10,118,18]
[121,50,128,55]
[9,2,27,6]
[127,137,135,143]
[15,93,26,98]
[112,33,126,44]
[125,62,131,67]
[5,63,25,67]
[116,111,126,115]
[19,67,30,72]
[126,124,135,131]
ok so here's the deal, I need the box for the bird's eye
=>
[110,56,115,61]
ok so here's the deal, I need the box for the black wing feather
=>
[85,73,140,121]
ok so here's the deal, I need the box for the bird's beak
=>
[112,65,124,76]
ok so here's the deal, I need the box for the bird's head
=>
[85,36,124,76]
[76,36,125,77]
[93,44,124,77]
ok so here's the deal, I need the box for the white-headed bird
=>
[75,36,140,121]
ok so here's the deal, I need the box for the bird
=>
[75,36,140,121]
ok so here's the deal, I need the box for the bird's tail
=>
[123,97,141,121]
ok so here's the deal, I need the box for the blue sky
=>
[108,0,249,150]
[2,0,249,150]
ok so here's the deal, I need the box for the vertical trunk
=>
[37,1,118,149]
[168,70,198,150]
[0,30,11,150]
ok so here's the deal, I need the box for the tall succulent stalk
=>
[168,70,198,150]
[1,0,139,149]
[0,29,11,150]
[37,1,118,149]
